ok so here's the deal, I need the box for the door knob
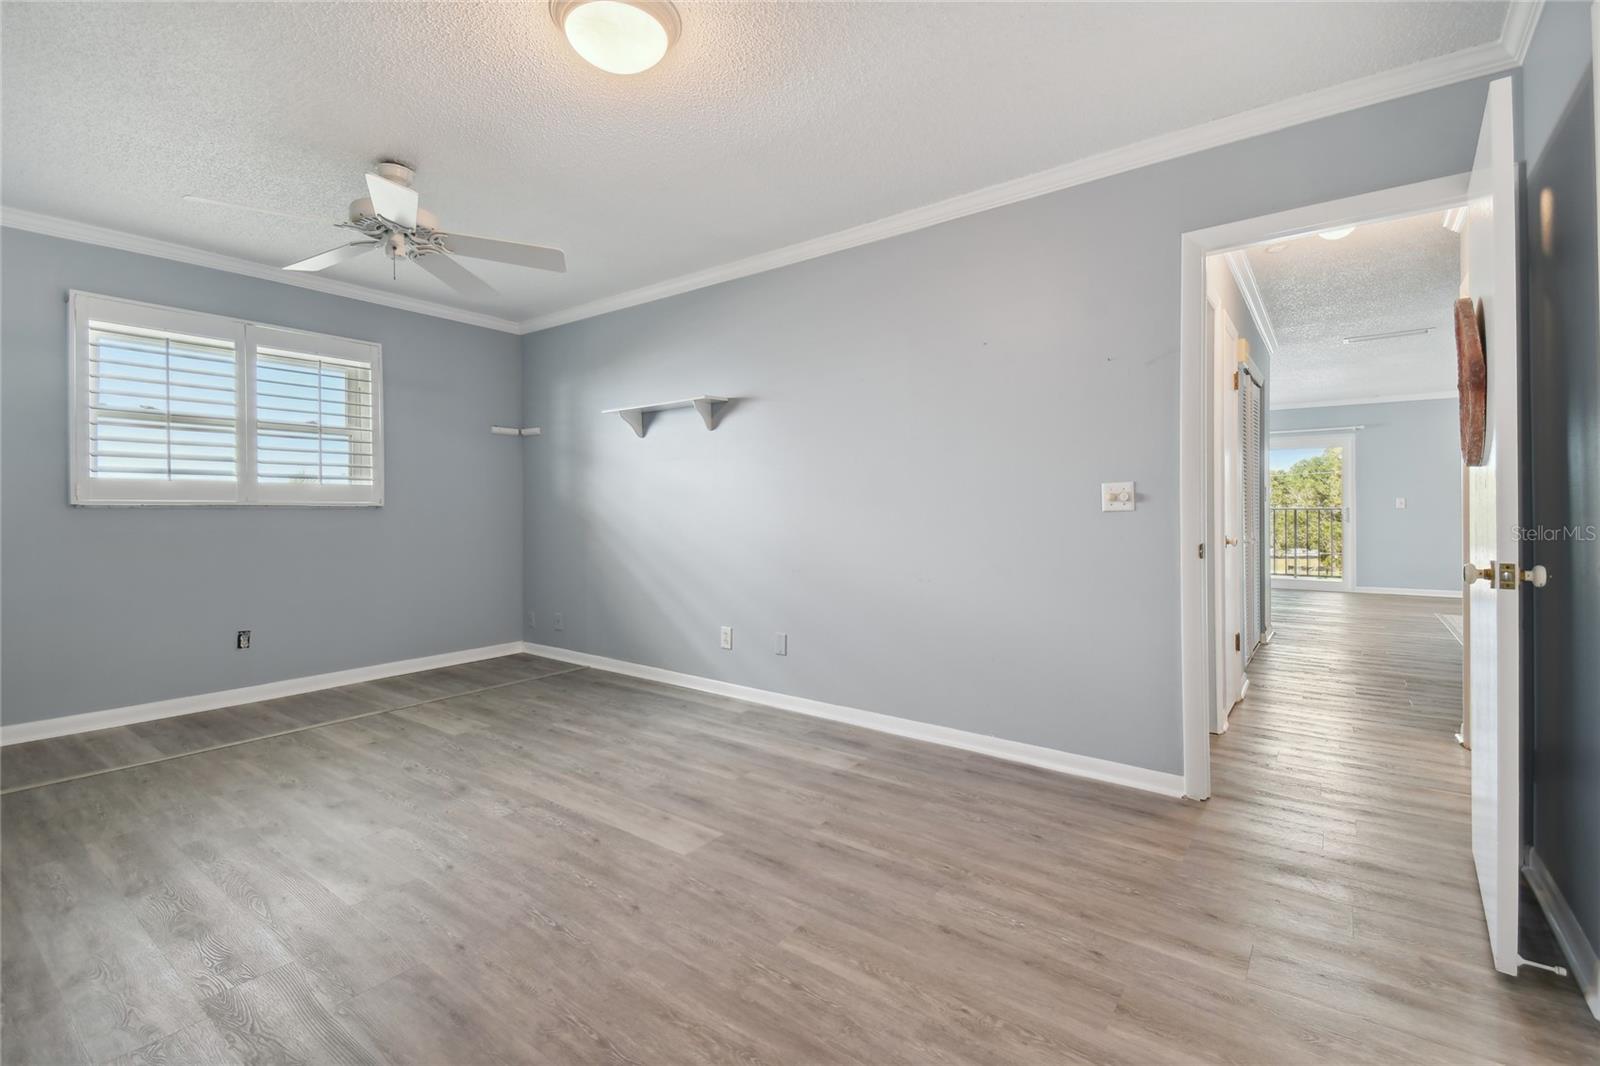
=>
[1522,564,1549,588]
[1464,563,1494,584]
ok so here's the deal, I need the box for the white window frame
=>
[69,291,385,507]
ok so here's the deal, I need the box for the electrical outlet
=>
[236,630,251,650]
[553,613,565,632]
[720,626,733,651]
[1395,497,1407,509]
[774,632,788,656]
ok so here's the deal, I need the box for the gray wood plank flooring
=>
[0,654,580,793]
[2,594,1595,1063]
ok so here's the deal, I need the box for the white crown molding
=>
[1502,0,1547,66]
[0,640,527,746]
[520,34,1524,333]
[0,208,523,334]
[1271,390,1457,410]
[1222,251,1280,356]
[521,642,1187,797]
[4,16,1533,339]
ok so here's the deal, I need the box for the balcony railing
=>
[1271,506,1345,580]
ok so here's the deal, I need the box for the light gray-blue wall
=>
[522,76,1502,775]
[1271,399,1462,593]
[1520,0,1599,973]
[1,229,526,726]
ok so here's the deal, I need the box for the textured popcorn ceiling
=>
[2,2,1507,323]
[1248,210,1462,407]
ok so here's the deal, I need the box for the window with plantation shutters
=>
[70,293,383,506]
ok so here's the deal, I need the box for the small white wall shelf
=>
[490,426,542,437]
[602,395,728,437]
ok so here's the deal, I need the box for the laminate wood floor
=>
[2,594,1595,1064]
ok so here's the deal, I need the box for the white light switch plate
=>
[1395,497,1407,509]
[1102,481,1136,512]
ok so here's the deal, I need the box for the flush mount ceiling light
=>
[1317,226,1356,241]
[551,0,680,75]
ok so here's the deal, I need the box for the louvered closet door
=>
[1241,369,1265,658]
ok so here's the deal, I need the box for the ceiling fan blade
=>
[283,241,379,272]
[441,233,566,273]
[416,252,497,297]
[365,172,418,229]
[183,194,330,225]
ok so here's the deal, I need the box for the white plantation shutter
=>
[70,293,383,506]
[87,323,239,482]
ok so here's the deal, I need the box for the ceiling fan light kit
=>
[550,0,680,75]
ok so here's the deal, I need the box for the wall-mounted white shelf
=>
[490,426,542,437]
[602,395,728,437]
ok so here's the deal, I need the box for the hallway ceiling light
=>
[551,0,680,75]
[1317,226,1356,241]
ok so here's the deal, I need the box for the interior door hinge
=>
[1232,370,1239,390]
[1198,543,1206,559]
[1234,633,1241,652]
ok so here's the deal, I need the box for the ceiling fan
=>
[187,161,565,297]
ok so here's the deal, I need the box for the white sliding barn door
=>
[1461,77,1524,977]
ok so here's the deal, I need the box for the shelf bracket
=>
[618,409,648,437]
[691,396,723,430]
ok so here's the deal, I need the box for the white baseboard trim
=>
[521,642,1187,798]
[1353,585,1463,599]
[1524,848,1600,1021]
[0,641,527,746]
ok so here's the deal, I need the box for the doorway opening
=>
[1179,75,1535,983]
[1179,170,1474,789]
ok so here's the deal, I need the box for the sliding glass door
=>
[1269,431,1355,590]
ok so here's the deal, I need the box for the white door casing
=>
[1462,76,1522,977]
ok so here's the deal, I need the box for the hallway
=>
[1199,589,1593,1059]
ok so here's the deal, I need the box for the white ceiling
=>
[1243,210,1462,407]
[3,2,1517,329]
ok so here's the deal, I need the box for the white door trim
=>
[1178,172,1470,801]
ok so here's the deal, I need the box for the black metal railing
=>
[1271,506,1345,579]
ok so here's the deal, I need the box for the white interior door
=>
[1241,365,1265,659]
[1461,76,1522,977]
[1219,310,1244,727]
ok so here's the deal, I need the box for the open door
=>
[1461,76,1524,977]
[1218,308,1245,729]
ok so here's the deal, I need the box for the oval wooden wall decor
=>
[1455,296,1487,466]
